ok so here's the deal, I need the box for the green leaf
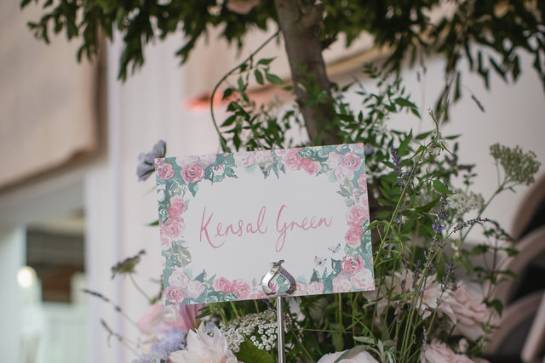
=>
[222,88,234,100]
[188,182,198,196]
[235,341,275,363]
[432,179,449,194]
[254,69,264,85]
[265,72,283,85]
[257,57,275,66]
[221,115,237,127]
[147,219,159,227]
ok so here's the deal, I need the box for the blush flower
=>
[445,283,490,340]
[420,340,475,363]
[169,323,239,363]
[173,304,202,332]
[182,163,204,183]
[350,269,374,290]
[318,349,378,363]
[137,303,201,336]
[137,303,166,335]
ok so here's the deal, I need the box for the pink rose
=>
[300,158,320,175]
[186,280,205,299]
[284,149,303,170]
[168,269,190,289]
[332,275,352,293]
[137,303,165,335]
[345,226,362,246]
[446,283,490,340]
[213,277,233,293]
[182,163,204,183]
[341,255,364,274]
[421,340,475,363]
[358,174,368,192]
[231,280,251,299]
[341,152,361,170]
[348,206,368,226]
[168,198,187,221]
[164,287,184,304]
[350,269,374,290]
[157,162,175,180]
[162,220,183,238]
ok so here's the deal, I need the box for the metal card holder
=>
[261,260,296,363]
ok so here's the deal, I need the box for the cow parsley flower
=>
[490,143,540,186]
[447,190,484,218]
[221,310,278,352]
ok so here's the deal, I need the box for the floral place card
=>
[155,144,374,304]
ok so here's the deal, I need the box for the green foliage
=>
[21,0,545,110]
[197,68,537,361]
[110,249,145,278]
[236,341,275,363]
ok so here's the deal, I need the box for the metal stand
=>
[261,260,296,363]
[276,296,286,363]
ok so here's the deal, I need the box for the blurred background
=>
[1,1,545,362]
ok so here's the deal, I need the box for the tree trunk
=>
[273,0,340,145]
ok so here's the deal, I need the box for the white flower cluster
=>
[221,310,278,352]
[447,190,484,218]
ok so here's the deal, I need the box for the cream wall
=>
[83,35,220,363]
[355,52,545,237]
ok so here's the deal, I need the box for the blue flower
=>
[137,140,167,181]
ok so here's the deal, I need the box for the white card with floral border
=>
[155,143,374,304]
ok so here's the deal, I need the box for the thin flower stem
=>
[230,301,241,319]
[460,181,505,241]
[129,273,153,303]
[209,31,280,152]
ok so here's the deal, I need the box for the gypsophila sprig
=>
[490,143,541,186]
[221,310,278,352]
